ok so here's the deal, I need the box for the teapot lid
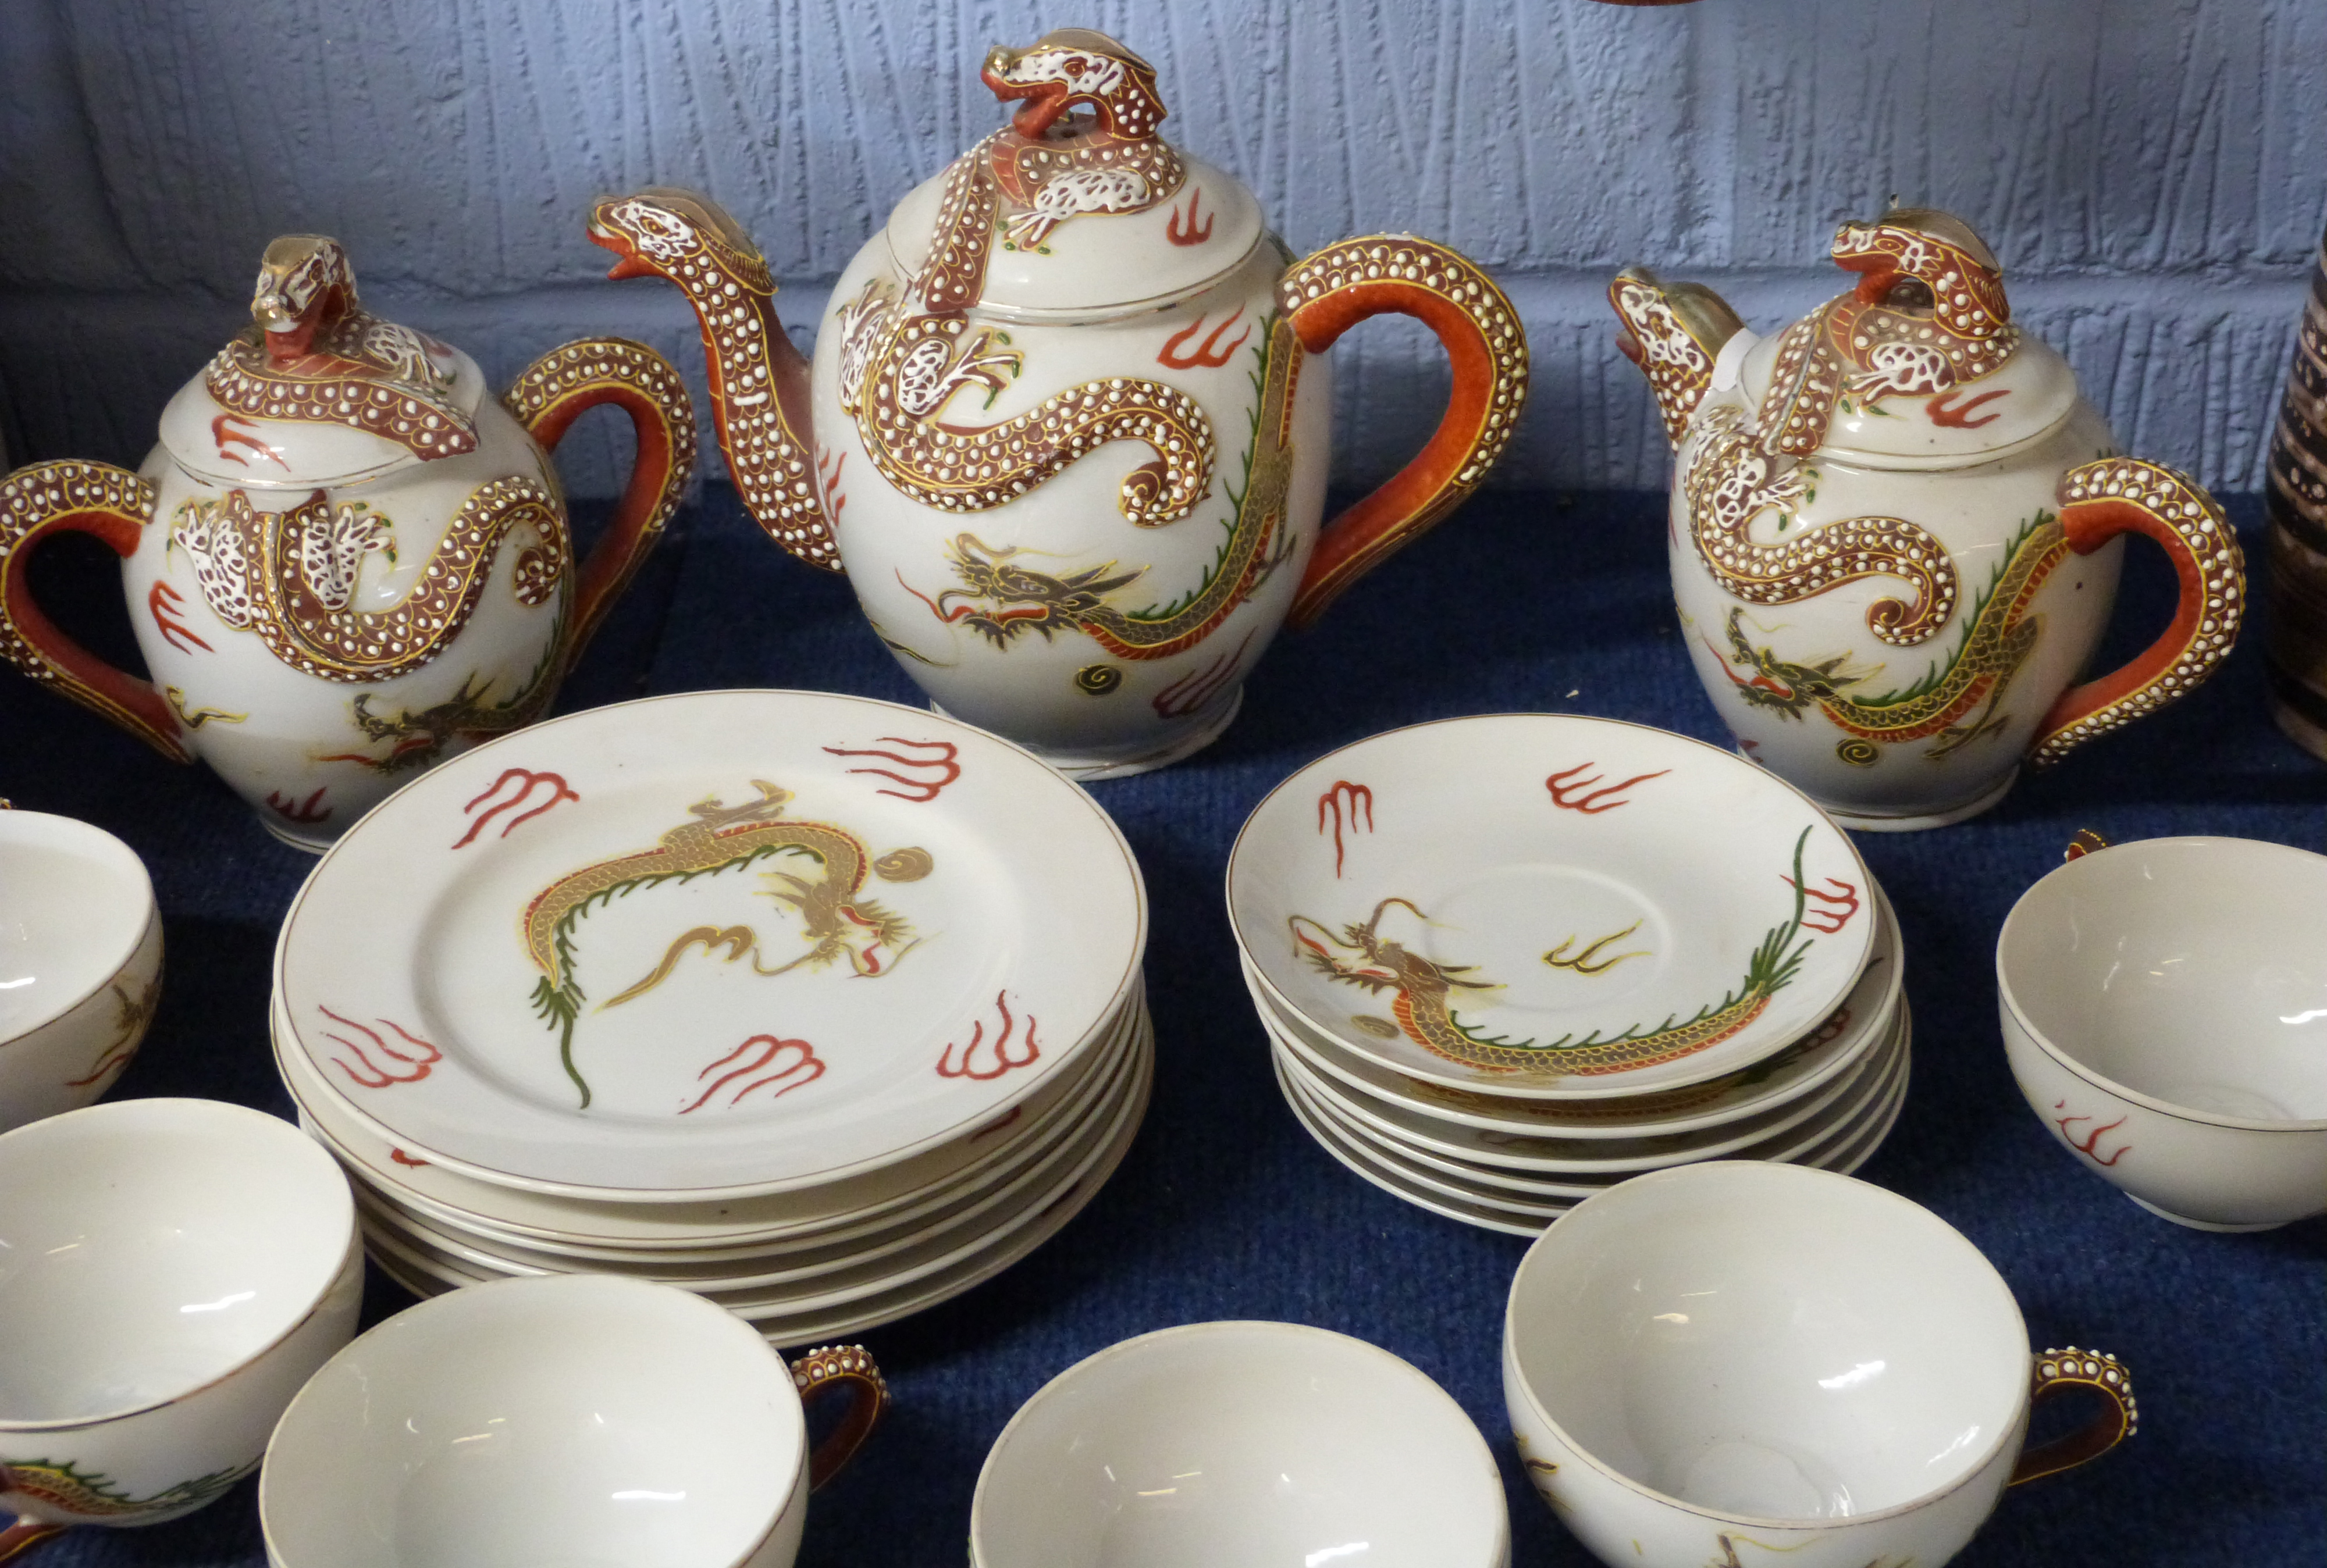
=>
[881,30,1267,318]
[1735,209,2079,466]
[159,236,486,489]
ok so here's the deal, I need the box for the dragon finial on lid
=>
[981,28,1166,141]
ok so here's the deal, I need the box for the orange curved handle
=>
[0,1517,69,1563]
[0,461,184,761]
[1279,237,1528,626]
[502,338,697,667]
[2009,1347,2137,1486]
[789,1343,887,1491]
[2030,458,2244,767]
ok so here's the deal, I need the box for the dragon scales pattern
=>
[168,477,565,682]
[916,313,1300,659]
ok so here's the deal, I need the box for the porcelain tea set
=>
[0,23,2317,1568]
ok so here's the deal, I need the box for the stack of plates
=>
[1227,715,1909,1235]
[271,691,1149,1344]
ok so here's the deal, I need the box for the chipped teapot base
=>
[931,686,1243,782]
[1734,751,2021,834]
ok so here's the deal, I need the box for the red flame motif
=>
[1928,389,2009,429]
[210,412,287,468]
[970,1105,1024,1143]
[2052,1100,2132,1166]
[453,767,579,848]
[1152,632,1253,718]
[266,786,332,825]
[816,446,849,523]
[1317,780,1374,878]
[938,992,1042,1081]
[821,737,962,803]
[1158,308,1252,370]
[1165,187,1214,247]
[680,1035,825,1114]
[147,581,213,655]
[1545,762,1670,814]
[318,1007,442,1089]
[389,1148,431,1167]
[1784,874,1862,934]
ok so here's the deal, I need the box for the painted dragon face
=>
[981,28,1166,141]
[251,236,355,354]
[1829,209,2009,331]
[589,188,767,283]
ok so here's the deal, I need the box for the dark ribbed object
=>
[2266,224,2327,757]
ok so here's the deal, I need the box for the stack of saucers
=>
[271,691,1149,1343]
[1227,714,1908,1236]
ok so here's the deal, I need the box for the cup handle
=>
[1276,237,1529,627]
[2028,458,2245,767]
[789,1344,888,1491]
[0,1519,67,1563]
[501,338,698,668]
[2008,1347,2138,1487]
[2062,828,2111,861]
[0,461,184,761]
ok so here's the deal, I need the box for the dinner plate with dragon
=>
[275,981,1144,1254]
[1229,715,1875,1098]
[1280,1004,1903,1199]
[1241,883,1901,1140]
[277,690,1146,1198]
[342,1011,1150,1290]
[1266,979,1900,1176]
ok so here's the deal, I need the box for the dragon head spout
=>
[981,28,1166,142]
[252,235,357,362]
[1830,208,2010,337]
[588,188,770,287]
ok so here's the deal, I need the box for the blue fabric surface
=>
[3,485,2320,1567]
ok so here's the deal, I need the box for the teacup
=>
[971,1320,1509,1568]
[1503,1162,2134,1568]
[1998,835,2327,1230]
[0,810,163,1132]
[0,1098,361,1557]
[259,1274,885,1568]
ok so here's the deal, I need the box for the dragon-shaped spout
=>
[1608,268,1748,448]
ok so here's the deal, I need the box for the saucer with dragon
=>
[275,690,1147,1200]
[1227,715,1876,1099]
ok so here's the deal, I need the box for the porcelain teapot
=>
[589,28,1527,778]
[0,237,695,849]
[1611,208,2244,830]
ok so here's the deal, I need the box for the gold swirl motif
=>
[1347,1014,1401,1039]
[873,847,935,882]
[1075,664,1124,696]
[1835,737,1881,767]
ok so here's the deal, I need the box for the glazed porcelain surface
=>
[0,238,695,849]
[588,28,1528,778]
[1228,714,1874,1096]
[1997,836,2327,1230]
[259,1276,881,1568]
[1612,209,2244,829]
[0,1099,361,1533]
[1243,882,1901,1141]
[274,689,1145,1198]
[0,811,162,1131]
[970,1321,1509,1568]
[1503,1163,2132,1568]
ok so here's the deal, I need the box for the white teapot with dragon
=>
[1613,208,2245,829]
[590,27,1528,777]
[0,237,694,848]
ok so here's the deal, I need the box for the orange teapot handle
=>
[2029,459,2245,768]
[0,461,186,761]
[501,338,697,667]
[1278,238,1528,626]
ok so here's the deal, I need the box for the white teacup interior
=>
[264,1275,803,1568]
[0,1099,353,1422]
[973,1320,1504,1568]
[1999,837,2327,1121]
[1509,1163,2025,1520]
[0,814,150,1040]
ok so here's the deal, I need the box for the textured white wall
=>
[2,0,2321,494]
